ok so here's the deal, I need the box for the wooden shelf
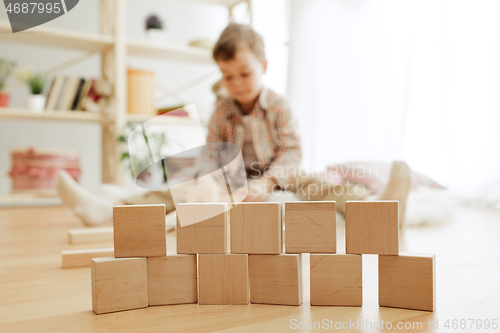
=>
[0,108,105,123]
[127,113,208,127]
[127,40,213,64]
[0,108,210,126]
[0,20,114,52]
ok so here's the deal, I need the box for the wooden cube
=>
[345,201,399,255]
[91,257,148,314]
[62,248,114,268]
[310,254,362,306]
[198,254,249,305]
[248,254,302,305]
[186,184,219,203]
[147,254,197,306]
[230,202,282,254]
[176,203,227,254]
[113,204,166,258]
[285,201,336,253]
[68,227,113,244]
[379,254,436,311]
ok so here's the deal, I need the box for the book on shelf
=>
[44,76,98,112]
[70,78,85,110]
[58,77,80,110]
[53,77,68,110]
[45,76,65,111]
[75,79,94,111]
[43,77,55,99]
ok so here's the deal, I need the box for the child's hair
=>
[212,23,265,62]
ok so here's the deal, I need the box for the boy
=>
[208,23,411,214]
[208,23,301,202]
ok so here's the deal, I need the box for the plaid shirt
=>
[207,87,302,187]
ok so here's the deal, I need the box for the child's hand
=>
[243,177,277,202]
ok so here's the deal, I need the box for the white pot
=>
[26,94,46,113]
[146,29,167,44]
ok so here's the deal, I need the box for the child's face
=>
[217,48,267,107]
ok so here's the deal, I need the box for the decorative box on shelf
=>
[8,147,81,194]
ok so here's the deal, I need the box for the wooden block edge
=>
[378,254,436,312]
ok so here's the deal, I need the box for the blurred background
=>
[0,0,499,209]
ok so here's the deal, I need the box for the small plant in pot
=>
[19,70,47,113]
[145,14,167,44]
[118,123,169,185]
[0,58,16,108]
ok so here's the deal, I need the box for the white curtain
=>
[287,0,500,195]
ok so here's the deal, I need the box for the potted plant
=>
[19,70,47,113]
[145,14,167,44]
[119,123,169,185]
[0,58,16,107]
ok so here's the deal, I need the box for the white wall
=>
[252,0,289,96]
[286,0,500,194]
[0,0,229,193]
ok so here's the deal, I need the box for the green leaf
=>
[120,152,130,161]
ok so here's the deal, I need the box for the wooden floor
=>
[0,205,499,332]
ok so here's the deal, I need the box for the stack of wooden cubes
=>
[91,201,435,314]
[311,201,436,311]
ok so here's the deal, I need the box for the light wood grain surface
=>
[345,201,399,255]
[113,205,166,257]
[1,205,500,332]
[198,254,249,305]
[68,227,114,244]
[147,255,198,306]
[91,257,148,314]
[379,254,436,312]
[230,202,282,254]
[284,201,336,253]
[62,248,114,268]
[310,254,362,306]
[249,254,303,306]
[176,203,227,254]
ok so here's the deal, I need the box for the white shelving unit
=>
[126,113,208,127]
[0,107,105,123]
[0,20,114,52]
[0,0,250,184]
[127,39,213,64]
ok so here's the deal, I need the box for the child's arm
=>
[264,102,302,188]
[206,105,226,143]
[244,104,301,202]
